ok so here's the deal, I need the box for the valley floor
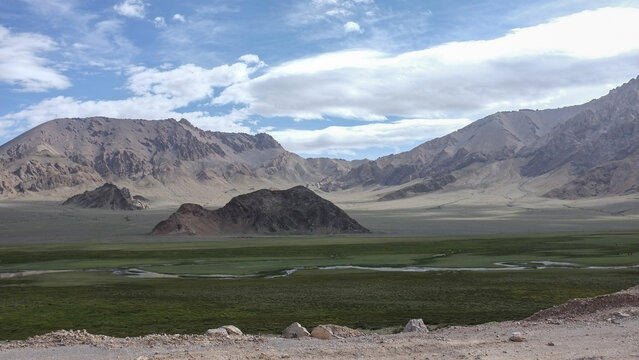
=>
[2,190,639,243]
[2,192,639,359]
[2,286,638,360]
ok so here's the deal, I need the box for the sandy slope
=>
[2,286,638,360]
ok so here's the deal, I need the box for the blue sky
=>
[1,0,639,159]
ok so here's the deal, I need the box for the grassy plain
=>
[0,200,638,340]
[1,230,639,339]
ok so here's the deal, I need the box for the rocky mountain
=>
[62,183,149,210]
[324,76,639,200]
[151,186,369,235]
[3,76,639,203]
[0,117,353,202]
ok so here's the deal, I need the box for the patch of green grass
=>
[2,231,639,274]
[1,231,638,340]
[1,268,637,340]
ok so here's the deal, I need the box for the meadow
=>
[1,229,639,340]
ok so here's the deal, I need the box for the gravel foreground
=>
[2,286,638,360]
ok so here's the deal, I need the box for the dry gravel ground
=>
[2,286,638,360]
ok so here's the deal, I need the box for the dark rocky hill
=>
[62,183,150,210]
[151,186,369,235]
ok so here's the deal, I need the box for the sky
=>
[1,1,639,160]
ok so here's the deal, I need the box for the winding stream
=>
[2,261,638,280]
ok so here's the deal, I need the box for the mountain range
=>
[1,76,638,203]
[323,76,639,200]
[0,117,352,203]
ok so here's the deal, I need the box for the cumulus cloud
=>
[0,60,264,137]
[343,21,362,33]
[0,94,252,138]
[0,25,70,92]
[126,61,262,102]
[113,0,146,18]
[217,7,639,122]
[268,118,471,156]
[172,13,186,22]
[154,16,166,28]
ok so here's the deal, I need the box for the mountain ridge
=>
[2,76,639,202]
[0,117,354,202]
[323,76,639,200]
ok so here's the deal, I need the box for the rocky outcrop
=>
[0,159,102,195]
[62,183,149,210]
[151,186,370,235]
[282,322,311,339]
[403,319,428,333]
[206,325,243,337]
[310,325,363,340]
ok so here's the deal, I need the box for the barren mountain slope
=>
[326,76,639,200]
[0,117,352,202]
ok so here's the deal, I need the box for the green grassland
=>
[1,231,639,340]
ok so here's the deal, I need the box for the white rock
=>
[205,328,229,337]
[221,325,243,336]
[282,322,311,338]
[403,319,428,333]
[311,325,340,340]
[509,331,525,342]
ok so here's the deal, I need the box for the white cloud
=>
[0,94,250,137]
[217,7,639,122]
[0,25,70,92]
[113,0,146,18]
[289,0,376,25]
[238,54,261,65]
[126,61,262,102]
[269,118,471,156]
[343,21,362,33]
[172,13,186,22]
[186,108,252,133]
[154,16,167,28]
[0,60,263,138]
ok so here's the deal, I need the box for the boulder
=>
[310,325,338,340]
[509,331,526,342]
[221,325,243,336]
[311,324,363,340]
[206,325,243,337]
[282,322,310,339]
[403,319,428,333]
[205,328,229,337]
